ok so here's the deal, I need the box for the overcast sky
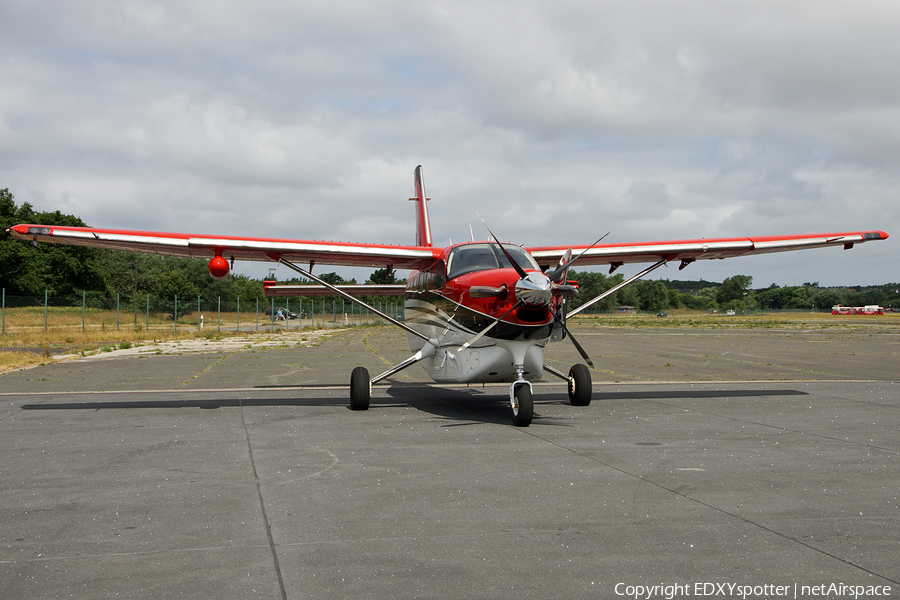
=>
[1,1,896,287]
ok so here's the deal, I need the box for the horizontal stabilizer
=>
[264,282,407,297]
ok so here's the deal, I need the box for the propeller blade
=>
[459,300,522,351]
[551,248,572,283]
[477,212,528,279]
[547,232,611,282]
[551,283,579,298]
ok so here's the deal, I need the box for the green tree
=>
[318,272,355,285]
[566,270,622,312]
[151,268,200,319]
[717,275,753,305]
[369,268,397,284]
[682,286,718,310]
[231,275,265,302]
[1,189,110,296]
[667,288,681,309]
[635,280,669,311]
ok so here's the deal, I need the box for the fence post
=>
[146,294,149,332]
[237,297,240,333]
[198,295,201,331]
[2,288,5,334]
[116,293,120,331]
[44,289,48,331]
[256,298,259,331]
[82,291,85,332]
[299,298,302,328]
[217,297,221,332]
[175,295,178,333]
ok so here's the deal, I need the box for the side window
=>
[433,260,446,289]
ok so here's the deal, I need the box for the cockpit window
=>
[446,243,539,280]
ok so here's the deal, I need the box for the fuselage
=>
[403,242,562,384]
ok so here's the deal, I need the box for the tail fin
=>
[410,165,433,247]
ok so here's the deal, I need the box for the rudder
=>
[410,165,433,247]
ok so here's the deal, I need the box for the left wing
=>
[6,224,440,270]
[526,231,889,271]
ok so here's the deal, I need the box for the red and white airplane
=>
[8,167,889,425]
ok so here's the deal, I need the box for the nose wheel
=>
[510,382,534,427]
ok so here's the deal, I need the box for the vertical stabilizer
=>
[410,165,433,247]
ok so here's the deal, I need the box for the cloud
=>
[0,0,896,286]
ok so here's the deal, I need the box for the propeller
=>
[455,216,602,367]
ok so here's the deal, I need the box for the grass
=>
[3,306,897,374]
[570,309,900,332]
[0,305,379,373]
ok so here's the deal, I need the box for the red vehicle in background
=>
[832,305,884,315]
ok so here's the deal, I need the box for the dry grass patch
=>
[0,350,52,373]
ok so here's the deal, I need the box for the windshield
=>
[446,243,539,280]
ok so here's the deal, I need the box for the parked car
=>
[265,307,298,319]
[726,309,736,316]
[656,312,667,318]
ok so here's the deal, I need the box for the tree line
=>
[562,270,899,313]
[2,188,264,304]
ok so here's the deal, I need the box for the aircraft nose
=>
[515,271,552,306]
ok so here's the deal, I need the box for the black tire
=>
[350,366,370,411]
[568,363,592,406]
[511,384,534,427]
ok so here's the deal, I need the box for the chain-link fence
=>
[1,289,406,335]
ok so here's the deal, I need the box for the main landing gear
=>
[350,366,370,411]
[567,363,592,406]
[348,361,591,427]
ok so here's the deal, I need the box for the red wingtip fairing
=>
[208,256,230,280]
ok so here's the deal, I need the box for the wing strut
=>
[274,256,429,342]
[567,259,668,318]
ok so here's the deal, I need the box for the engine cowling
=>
[208,256,230,280]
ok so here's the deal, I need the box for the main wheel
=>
[511,384,534,427]
[350,366,370,411]
[568,363,592,406]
